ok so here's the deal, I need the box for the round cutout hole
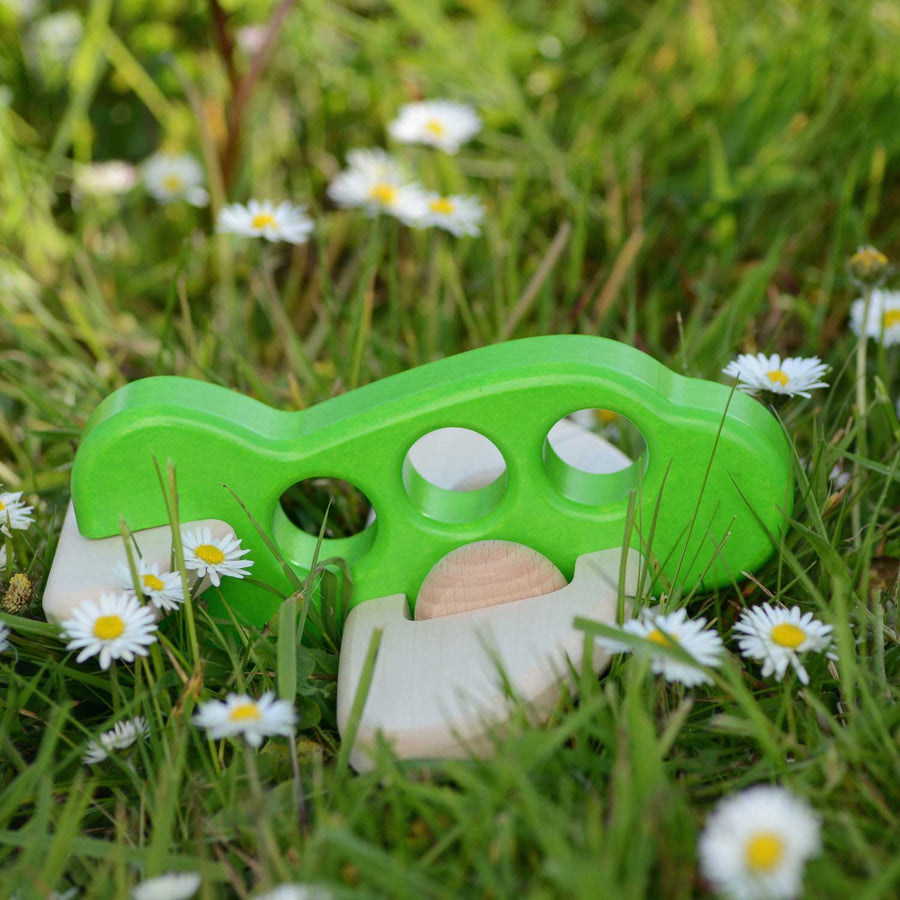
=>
[544,410,648,505]
[275,477,376,566]
[403,427,508,523]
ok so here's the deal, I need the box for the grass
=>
[1,0,899,897]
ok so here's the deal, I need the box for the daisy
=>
[74,160,137,197]
[2,572,31,614]
[722,354,829,398]
[236,24,267,55]
[848,244,889,286]
[83,716,149,765]
[733,603,834,685]
[0,622,9,654]
[60,592,158,670]
[409,192,484,237]
[131,872,201,900]
[254,886,333,900]
[194,691,296,747]
[32,10,83,62]
[594,606,724,687]
[828,463,851,490]
[849,288,900,347]
[112,559,185,612]
[140,153,209,207]
[217,200,314,245]
[388,100,481,154]
[326,148,426,221]
[698,785,821,900]
[0,487,34,535]
[181,527,253,587]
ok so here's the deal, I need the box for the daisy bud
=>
[1,573,33,614]
[848,244,889,287]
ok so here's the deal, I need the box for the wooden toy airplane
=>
[44,336,792,770]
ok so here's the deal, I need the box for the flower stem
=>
[153,457,202,669]
[851,284,873,547]
[243,743,291,880]
[109,663,122,714]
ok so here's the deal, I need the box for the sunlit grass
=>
[1,0,899,897]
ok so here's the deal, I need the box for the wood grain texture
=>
[42,501,235,622]
[336,547,643,772]
[414,540,567,620]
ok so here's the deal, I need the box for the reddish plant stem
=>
[210,0,297,189]
[208,0,238,93]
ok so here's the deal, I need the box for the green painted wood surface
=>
[69,336,792,626]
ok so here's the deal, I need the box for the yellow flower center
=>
[425,118,445,136]
[850,247,887,267]
[163,174,182,192]
[849,247,888,280]
[597,409,619,425]
[883,310,900,328]
[369,183,397,206]
[0,500,5,511]
[428,197,455,215]
[647,629,677,648]
[251,212,276,229]
[771,623,806,648]
[93,615,125,640]
[142,573,165,592]
[767,370,789,387]
[229,703,262,723]
[195,544,225,565]
[744,832,785,872]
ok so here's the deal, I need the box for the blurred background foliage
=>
[1,0,899,567]
[1,3,900,895]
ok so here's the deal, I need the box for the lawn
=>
[1,1,899,898]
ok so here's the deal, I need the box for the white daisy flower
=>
[0,622,10,654]
[83,716,149,765]
[60,592,158,670]
[131,872,201,900]
[112,559,185,612]
[699,785,821,900]
[733,603,834,685]
[388,100,481,154]
[194,691,296,748]
[254,885,333,900]
[594,606,724,687]
[32,11,83,62]
[181,527,253,587]
[409,192,484,237]
[0,487,34,535]
[140,153,209,207]
[5,0,41,22]
[722,353,829,399]
[74,160,137,197]
[849,288,900,347]
[236,24,268,55]
[217,200,314,245]
[327,148,426,221]
[828,463,851,490]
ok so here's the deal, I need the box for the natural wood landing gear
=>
[337,544,641,772]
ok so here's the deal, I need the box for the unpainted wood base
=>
[337,547,642,772]
[42,501,235,622]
